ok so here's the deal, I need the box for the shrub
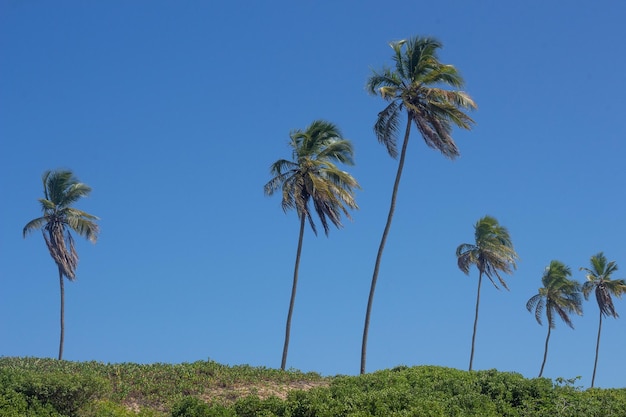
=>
[171,397,235,417]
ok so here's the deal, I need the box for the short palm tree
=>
[526,260,582,377]
[264,120,359,371]
[23,169,99,360]
[580,252,626,387]
[361,36,476,374]
[456,215,518,371]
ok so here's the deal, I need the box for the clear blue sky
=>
[1,1,625,389]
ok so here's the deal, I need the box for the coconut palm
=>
[580,252,626,387]
[456,215,518,371]
[23,169,99,360]
[526,260,582,377]
[361,36,476,374]
[264,120,359,370]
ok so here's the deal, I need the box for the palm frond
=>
[65,215,100,243]
[526,294,544,325]
[60,183,93,207]
[43,224,78,280]
[38,198,56,211]
[420,64,465,88]
[456,244,477,275]
[553,304,574,329]
[373,101,402,158]
[317,140,355,166]
[366,70,402,97]
[23,216,48,237]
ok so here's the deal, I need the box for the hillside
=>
[1,357,625,416]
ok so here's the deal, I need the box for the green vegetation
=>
[264,120,359,370]
[456,216,519,371]
[23,169,100,360]
[362,36,477,375]
[1,358,625,416]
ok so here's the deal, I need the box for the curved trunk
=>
[538,324,551,377]
[58,266,65,360]
[361,118,412,375]
[591,311,603,388]
[281,214,306,370]
[469,271,483,371]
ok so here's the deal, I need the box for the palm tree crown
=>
[527,261,582,330]
[367,36,476,159]
[581,252,626,319]
[456,215,518,290]
[264,120,359,234]
[23,170,99,279]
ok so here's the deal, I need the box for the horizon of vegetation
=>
[1,357,625,417]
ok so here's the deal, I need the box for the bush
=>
[0,367,107,416]
[171,397,235,417]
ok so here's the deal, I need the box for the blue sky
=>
[1,1,625,389]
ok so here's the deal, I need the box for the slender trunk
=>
[361,118,412,375]
[538,324,551,377]
[469,271,483,371]
[58,266,65,360]
[591,311,603,388]
[281,214,306,371]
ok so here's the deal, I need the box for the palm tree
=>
[23,169,99,360]
[264,120,359,371]
[580,252,626,387]
[526,260,582,377]
[456,215,518,371]
[361,36,476,374]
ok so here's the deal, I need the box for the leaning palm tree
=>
[264,120,359,370]
[580,252,626,387]
[23,169,99,360]
[361,36,476,374]
[456,215,518,371]
[526,260,582,377]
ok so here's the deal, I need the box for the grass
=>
[1,357,625,416]
[0,357,325,415]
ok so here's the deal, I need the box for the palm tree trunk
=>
[591,311,603,388]
[469,271,483,371]
[538,325,551,377]
[361,118,412,375]
[58,266,65,360]
[281,214,306,371]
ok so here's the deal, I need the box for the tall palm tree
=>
[264,120,359,371]
[361,36,476,374]
[580,252,626,387]
[456,215,518,371]
[23,169,99,360]
[526,260,582,377]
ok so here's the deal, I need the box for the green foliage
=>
[1,358,625,416]
[170,397,236,417]
[0,361,107,416]
[80,400,165,417]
